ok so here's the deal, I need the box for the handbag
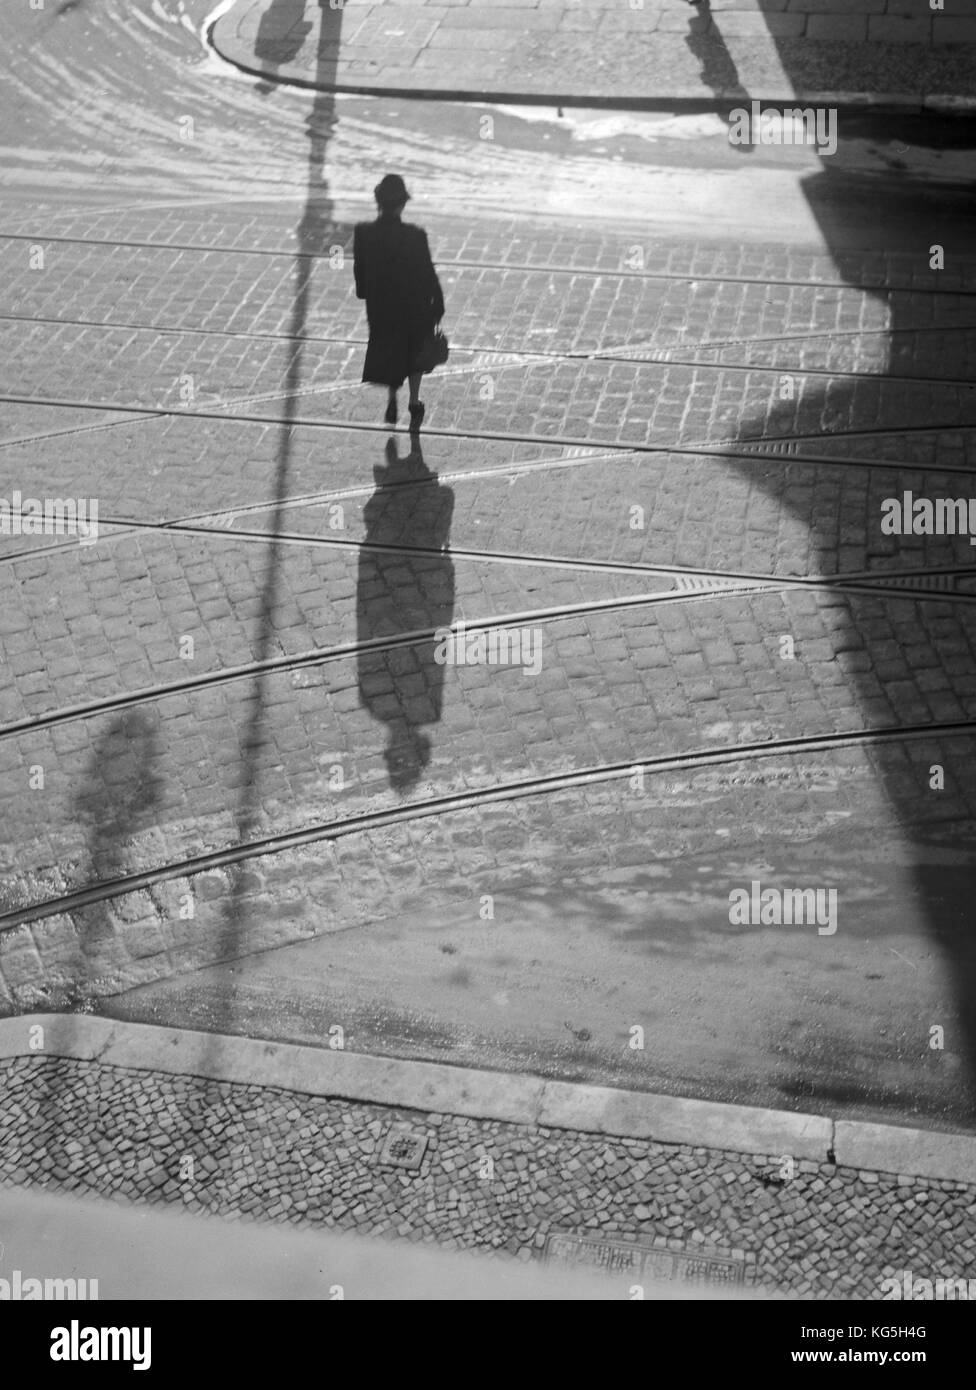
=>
[415,326,449,374]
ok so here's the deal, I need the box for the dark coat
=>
[353,215,445,388]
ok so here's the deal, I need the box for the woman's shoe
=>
[384,399,398,426]
[408,401,425,430]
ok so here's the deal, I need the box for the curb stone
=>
[3,1013,974,1182]
[204,33,937,119]
[207,10,976,118]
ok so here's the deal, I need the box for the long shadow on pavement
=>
[694,6,976,1122]
[198,0,347,1153]
[357,436,456,793]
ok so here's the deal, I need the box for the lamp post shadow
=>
[202,1,346,1097]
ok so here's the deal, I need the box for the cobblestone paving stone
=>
[2,205,976,1022]
[2,1054,975,1298]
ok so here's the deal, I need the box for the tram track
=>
[62,515,976,602]
[3,714,975,933]
[0,534,972,746]
[3,458,976,590]
[2,391,975,476]
[2,311,973,389]
[2,228,975,300]
[0,586,759,744]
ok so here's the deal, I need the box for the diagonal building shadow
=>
[687,4,976,1121]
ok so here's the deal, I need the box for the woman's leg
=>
[407,372,422,406]
[384,385,397,424]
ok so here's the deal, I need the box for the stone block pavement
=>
[212,0,976,107]
[2,1033,975,1298]
[1,197,976,1133]
[0,213,973,885]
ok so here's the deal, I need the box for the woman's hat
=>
[374,173,410,208]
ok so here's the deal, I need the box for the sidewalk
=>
[3,1016,975,1298]
[211,0,976,111]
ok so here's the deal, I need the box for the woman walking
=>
[353,173,445,430]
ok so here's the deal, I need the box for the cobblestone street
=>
[1,0,975,1306]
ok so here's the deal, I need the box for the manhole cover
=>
[379,1128,428,1170]
[544,1232,752,1288]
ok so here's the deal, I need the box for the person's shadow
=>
[70,712,164,964]
[357,437,455,792]
[682,0,753,151]
[253,0,314,93]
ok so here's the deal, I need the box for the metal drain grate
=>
[379,1128,429,1170]
[671,573,753,593]
[862,572,956,591]
[545,1232,752,1288]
